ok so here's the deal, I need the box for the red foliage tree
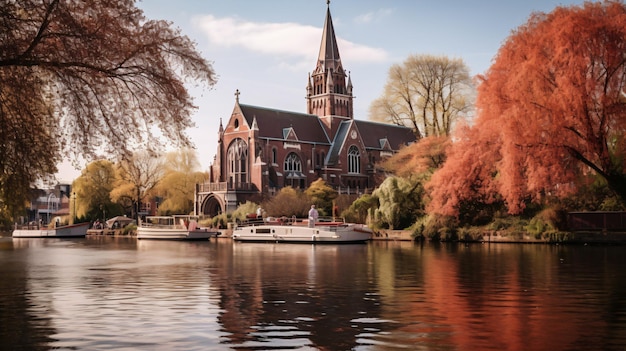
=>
[428,1,626,216]
[381,135,451,178]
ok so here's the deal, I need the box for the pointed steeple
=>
[251,115,259,131]
[306,72,312,94]
[317,0,342,74]
[306,0,354,131]
[347,71,353,95]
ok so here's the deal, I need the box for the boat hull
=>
[136,227,218,241]
[232,223,372,243]
[12,222,90,238]
[137,215,220,241]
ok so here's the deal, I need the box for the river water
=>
[1,235,625,350]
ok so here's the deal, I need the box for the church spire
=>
[317,0,341,74]
[306,0,353,128]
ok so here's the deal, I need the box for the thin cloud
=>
[192,14,388,66]
[354,8,394,24]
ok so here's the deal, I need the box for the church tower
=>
[306,1,354,135]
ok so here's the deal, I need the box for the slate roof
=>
[326,121,351,165]
[237,104,416,164]
[354,120,416,150]
[239,104,330,144]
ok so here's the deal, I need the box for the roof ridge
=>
[239,103,318,117]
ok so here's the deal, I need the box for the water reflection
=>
[220,243,377,350]
[367,242,626,350]
[0,237,625,350]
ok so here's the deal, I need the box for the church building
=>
[196,3,416,216]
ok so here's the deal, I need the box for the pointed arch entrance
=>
[198,193,224,217]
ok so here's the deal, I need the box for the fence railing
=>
[568,212,626,231]
[197,182,257,193]
[198,182,371,196]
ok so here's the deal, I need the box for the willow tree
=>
[0,0,216,219]
[72,160,121,221]
[369,55,474,139]
[156,149,207,215]
[428,1,626,216]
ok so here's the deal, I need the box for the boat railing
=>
[140,216,196,230]
[14,223,45,230]
[235,216,348,228]
[140,222,187,230]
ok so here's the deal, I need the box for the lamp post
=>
[72,192,76,224]
[47,193,54,225]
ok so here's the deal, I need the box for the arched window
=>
[228,138,248,185]
[271,148,277,165]
[284,153,304,188]
[348,145,360,174]
[284,153,302,173]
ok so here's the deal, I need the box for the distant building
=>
[20,184,71,225]
[196,3,416,216]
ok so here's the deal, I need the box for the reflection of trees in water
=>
[216,244,380,350]
[0,241,57,349]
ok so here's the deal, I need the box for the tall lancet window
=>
[348,145,360,174]
[284,153,304,188]
[228,138,248,186]
[284,153,302,173]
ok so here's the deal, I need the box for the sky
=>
[56,0,586,183]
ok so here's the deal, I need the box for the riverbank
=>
[373,229,626,245]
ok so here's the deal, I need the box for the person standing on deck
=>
[308,205,319,228]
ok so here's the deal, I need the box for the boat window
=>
[256,228,272,234]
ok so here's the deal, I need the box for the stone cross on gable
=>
[235,89,240,103]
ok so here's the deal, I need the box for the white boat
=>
[137,215,220,241]
[12,222,90,238]
[232,217,373,243]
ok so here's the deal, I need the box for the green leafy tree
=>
[373,176,425,230]
[231,201,260,222]
[343,194,378,225]
[0,0,217,221]
[304,178,338,215]
[72,160,123,222]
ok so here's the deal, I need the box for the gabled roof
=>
[283,127,297,140]
[326,120,351,165]
[239,104,330,144]
[354,120,416,150]
[379,138,391,150]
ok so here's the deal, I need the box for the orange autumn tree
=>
[428,1,626,217]
[381,136,451,178]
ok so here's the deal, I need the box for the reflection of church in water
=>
[196,2,416,216]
